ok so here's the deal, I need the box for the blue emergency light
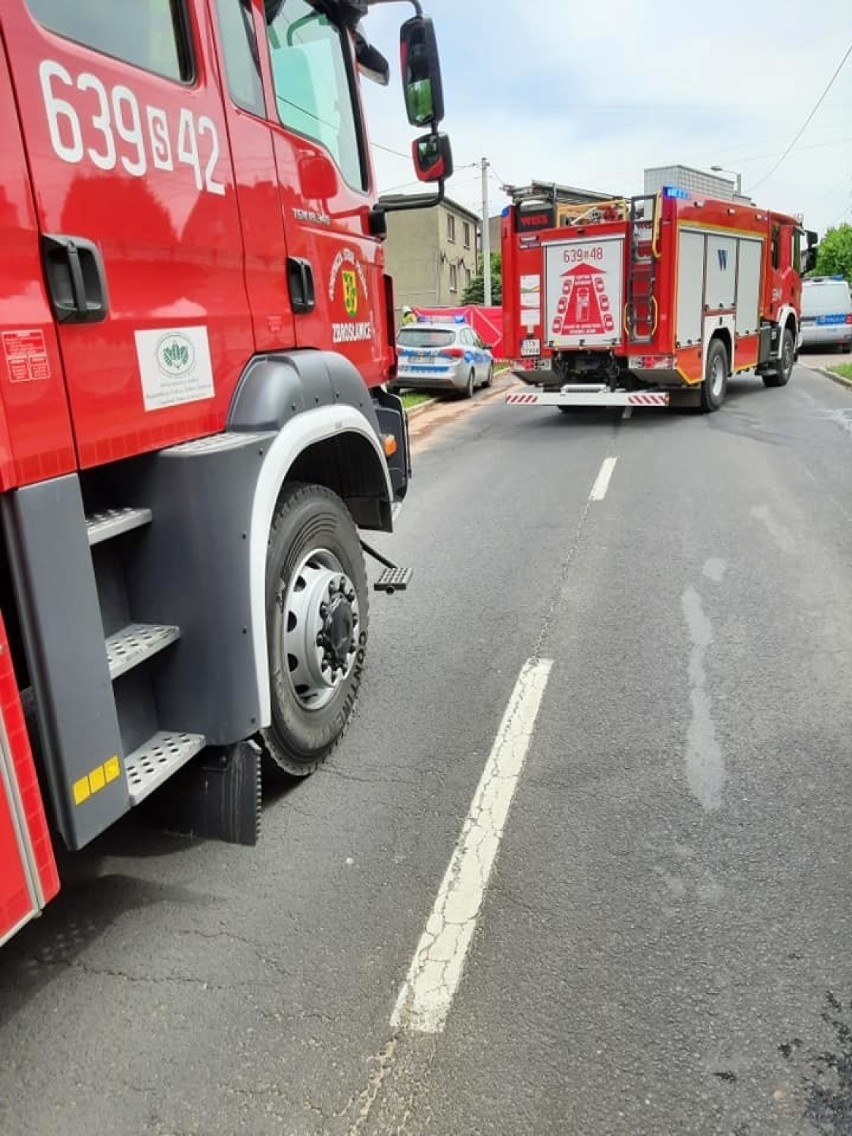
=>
[663,185,689,199]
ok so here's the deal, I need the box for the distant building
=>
[644,165,751,204]
[382,196,480,321]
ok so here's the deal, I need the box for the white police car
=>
[800,276,852,353]
[393,319,494,398]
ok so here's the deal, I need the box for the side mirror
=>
[412,132,452,183]
[803,229,819,274]
[400,16,445,127]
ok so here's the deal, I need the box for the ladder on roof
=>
[625,195,659,344]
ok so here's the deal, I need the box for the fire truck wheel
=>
[763,326,795,387]
[261,483,368,779]
[701,338,728,412]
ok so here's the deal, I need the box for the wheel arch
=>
[228,349,393,727]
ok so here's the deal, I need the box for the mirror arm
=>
[374,180,446,218]
[367,0,424,16]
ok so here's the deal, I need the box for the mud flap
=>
[140,740,261,847]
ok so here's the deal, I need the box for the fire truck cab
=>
[0,0,452,944]
[502,182,817,413]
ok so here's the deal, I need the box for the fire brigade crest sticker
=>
[329,249,373,344]
[342,270,358,317]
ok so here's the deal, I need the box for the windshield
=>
[398,327,456,348]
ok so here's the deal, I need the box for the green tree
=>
[814,223,852,283]
[462,252,502,306]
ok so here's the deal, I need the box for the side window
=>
[793,229,802,275]
[265,0,365,191]
[771,225,780,271]
[213,0,264,115]
[26,0,192,82]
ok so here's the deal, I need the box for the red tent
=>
[411,306,504,358]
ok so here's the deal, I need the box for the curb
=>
[805,364,852,391]
[403,367,515,421]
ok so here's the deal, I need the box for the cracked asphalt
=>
[3,365,852,1136]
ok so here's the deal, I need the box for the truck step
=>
[87,507,152,546]
[125,730,206,805]
[106,623,180,680]
[374,566,412,594]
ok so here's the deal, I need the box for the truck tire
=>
[261,483,368,779]
[763,325,794,387]
[701,338,728,412]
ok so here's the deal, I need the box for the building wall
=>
[384,199,480,322]
[644,165,735,202]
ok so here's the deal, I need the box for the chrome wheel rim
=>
[282,548,360,711]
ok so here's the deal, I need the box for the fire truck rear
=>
[0,0,453,945]
[502,182,818,412]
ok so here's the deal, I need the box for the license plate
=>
[520,337,541,357]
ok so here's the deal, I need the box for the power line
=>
[748,40,852,193]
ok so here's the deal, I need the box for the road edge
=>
[802,364,852,392]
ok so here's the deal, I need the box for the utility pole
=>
[481,157,491,306]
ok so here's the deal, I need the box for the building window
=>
[465,266,472,288]
[447,213,456,243]
[449,263,458,292]
[463,221,471,248]
[26,0,193,82]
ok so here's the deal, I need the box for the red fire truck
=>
[0,0,453,945]
[501,181,818,412]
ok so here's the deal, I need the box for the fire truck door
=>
[256,0,387,387]
[0,31,75,489]
[3,0,256,467]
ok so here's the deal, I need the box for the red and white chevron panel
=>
[627,392,669,406]
[505,392,540,404]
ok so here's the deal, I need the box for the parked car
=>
[800,276,852,353]
[393,321,494,398]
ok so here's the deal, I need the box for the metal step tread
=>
[374,566,412,594]
[87,506,152,546]
[126,731,206,805]
[106,622,180,679]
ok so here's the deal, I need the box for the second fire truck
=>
[502,181,818,412]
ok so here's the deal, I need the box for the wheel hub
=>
[283,551,360,711]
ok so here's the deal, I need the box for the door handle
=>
[42,234,109,324]
[287,257,316,314]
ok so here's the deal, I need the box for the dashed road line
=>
[589,456,618,501]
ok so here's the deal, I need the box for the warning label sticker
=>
[2,329,51,382]
[544,237,623,347]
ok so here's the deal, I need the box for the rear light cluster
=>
[846,314,852,325]
[439,347,465,358]
[630,354,676,370]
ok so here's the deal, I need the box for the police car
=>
[800,276,852,353]
[393,318,494,398]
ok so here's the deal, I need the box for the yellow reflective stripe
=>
[72,756,122,805]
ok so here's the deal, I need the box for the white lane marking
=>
[390,658,553,1034]
[752,504,798,555]
[589,456,618,502]
[682,587,726,812]
[702,558,728,583]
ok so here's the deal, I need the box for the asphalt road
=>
[3,362,852,1136]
